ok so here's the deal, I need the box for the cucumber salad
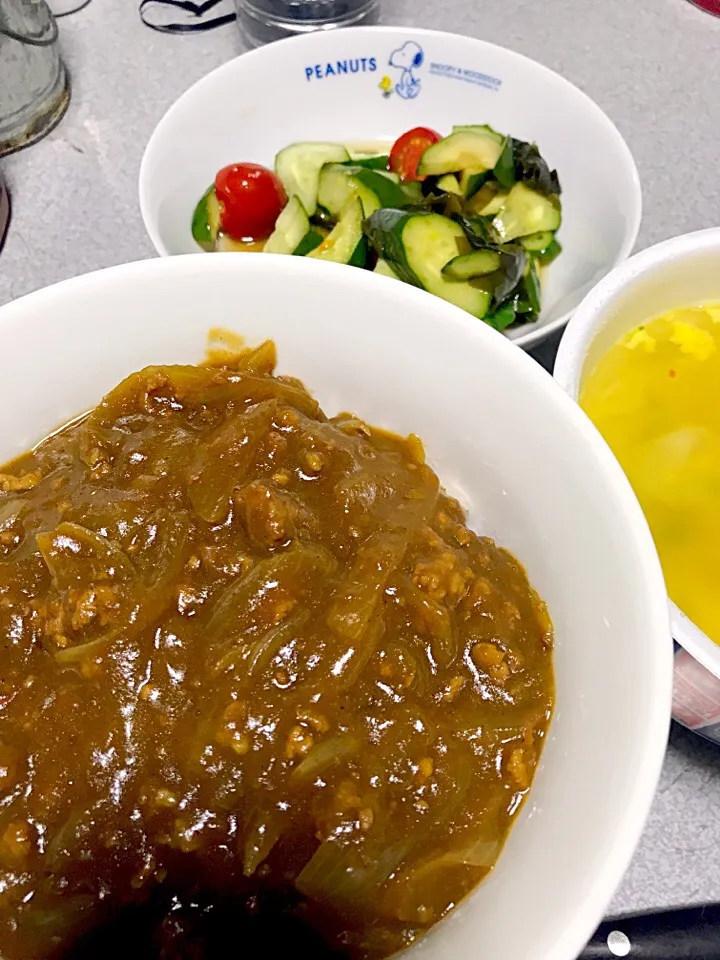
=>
[191,125,562,331]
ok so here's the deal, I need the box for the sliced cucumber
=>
[418,131,504,177]
[264,196,309,255]
[371,169,401,184]
[348,236,369,268]
[535,238,562,266]
[308,197,364,265]
[340,154,390,170]
[519,233,562,266]
[436,174,463,196]
[275,142,350,217]
[345,142,392,161]
[191,187,212,245]
[207,191,221,238]
[374,259,400,280]
[468,183,509,216]
[293,229,324,256]
[492,182,561,241]
[403,215,491,317]
[459,168,491,199]
[519,230,556,253]
[318,164,381,219]
[340,164,401,184]
[354,168,408,208]
[523,259,542,314]
[485,302,518,331]
[317,164,407,219]
[318,164,372,218]
[399,180,423,203]
[192,186,221,245]
[364,209,491,318]
[442,249,501,281]
[452,124,505,144]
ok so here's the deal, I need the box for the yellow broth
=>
[581,305,720,645]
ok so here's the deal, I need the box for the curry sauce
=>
[0,340,553,958]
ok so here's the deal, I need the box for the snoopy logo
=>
[388,41,424,100]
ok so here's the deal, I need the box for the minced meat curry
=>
[0,339,553,959]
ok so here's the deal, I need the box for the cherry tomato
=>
[214,163,287,241]
[388,126,442,182]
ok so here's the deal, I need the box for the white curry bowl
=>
[554,227,720,746]
[139,25,641,351]
[0,255,670,958]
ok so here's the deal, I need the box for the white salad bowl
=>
[0,254,670,959]
[554,227,720,747]
[139,25,641,350]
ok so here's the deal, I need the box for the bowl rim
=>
[137,24,642,351]
[553,226,720,679]
[0,253,672,959]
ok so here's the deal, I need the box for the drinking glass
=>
[0,0,69,157]
[235,0,380,47]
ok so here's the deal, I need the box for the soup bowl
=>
[0,254,670,958]
[554,227,720,745]
[138,25,641,351]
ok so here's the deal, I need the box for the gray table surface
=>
[1,0,720,931]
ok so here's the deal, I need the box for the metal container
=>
[235,0,380,47]
[0,0,70,157]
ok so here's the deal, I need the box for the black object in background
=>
[580,903,720,959]
[0,176,9,253]
[50,0,93,16]
[139,0,236,34]
[528,325,563,374]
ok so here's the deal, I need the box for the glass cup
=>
[235,0,380,47]
[0,0,70,158]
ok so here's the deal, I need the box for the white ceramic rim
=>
[0,253,671,960]
[138,25,643,351]
[554,226,720,681]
